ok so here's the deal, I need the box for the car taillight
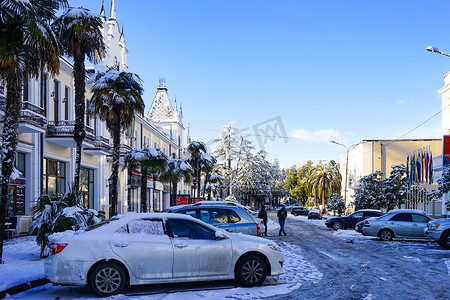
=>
[256,223,261,237]
[364,220,370,227]
[49,243,68,255]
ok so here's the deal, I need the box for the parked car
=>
[362,209,432,241]
[424,218,450,249]
[45,213,284,296]
[291,206,309,216]
[163,204,261,236]
[325,209,383,230]
[308,209,322,220]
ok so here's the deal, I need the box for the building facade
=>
[0,0,189,234]
[336,139,442,216]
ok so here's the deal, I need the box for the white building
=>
[0,0,189,234]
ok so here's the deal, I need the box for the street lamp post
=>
[426,46,450,57]
[330,141,349,207]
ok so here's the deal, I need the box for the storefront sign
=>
[176,195,190,205]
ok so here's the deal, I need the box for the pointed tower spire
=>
[187,123,191,145]
[100,0,106,20]
[109,0,116,20]
[179,102,183,122]
[119,23,125,43]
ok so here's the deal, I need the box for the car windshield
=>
[85,219,117,232]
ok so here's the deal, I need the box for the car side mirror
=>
[215,230,228,240]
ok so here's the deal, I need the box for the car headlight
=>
[268,243,281,252]
[428,223,440,230]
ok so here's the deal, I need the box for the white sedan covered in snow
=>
[45,213,284,297]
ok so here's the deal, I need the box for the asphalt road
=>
[266,214,450,300]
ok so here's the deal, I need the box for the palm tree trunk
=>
[110,123,121,217]
[73,53,86,196]
[171,179,177,206]
[0,75,22,263]
[140,167,148,212]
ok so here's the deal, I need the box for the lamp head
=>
[426,46,439,53]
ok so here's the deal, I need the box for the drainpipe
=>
[40,66,44,195]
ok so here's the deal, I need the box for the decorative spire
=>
[187,123,191,145]
[109,0,116,20]
[179,102,183,120]
[100,0,106,19]
[174,97,178,111]
[119,23,125,43]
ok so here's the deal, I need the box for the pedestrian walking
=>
[258,205,268,236]
[277,205,287,236]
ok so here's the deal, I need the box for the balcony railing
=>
[47,120,95,144]
[0,99,47,132]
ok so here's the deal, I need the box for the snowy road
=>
[4,213,450,299]
[270,214,450,300]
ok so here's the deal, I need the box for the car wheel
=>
[236,255,267,287]
[333,222,343,230]
[379,229,393,241]
[440,231,450,249]
[89,262,126,297]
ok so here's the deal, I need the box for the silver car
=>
[45,213,284,296]
[362,209,432,241]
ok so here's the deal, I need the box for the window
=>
[228,210,241,223]
[80,167,94,208]
[203,208,229,224]
[177,209,197,219]
[16,152,25,177]
[117,219,165,236]
[53,80,59,121]
[412,214,429,223]
[85,99,90,127]
[352,212,364,218]
[64,86,69,120]
[44,158,66,195]
[23,78,28,102]
[167,219,215,240]
[389,213,411,222]
[43,74,48,117]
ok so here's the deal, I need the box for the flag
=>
[429,152,433,184]
[425,151,430,183]
[411,153,415,185]
[406,154,410,185]
[421,150,425,183]
[416,152,421,184]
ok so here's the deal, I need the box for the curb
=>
[0,278,49,299]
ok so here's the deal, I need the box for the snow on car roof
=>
[386,209,427,215]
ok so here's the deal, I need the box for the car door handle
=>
[174,244,187,249]
[114,243,128,248]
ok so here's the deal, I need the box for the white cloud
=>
[396,100,405,104]
[290,128,346,143]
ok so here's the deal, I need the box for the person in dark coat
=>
[258,205,268,236]
[277,205,287,236]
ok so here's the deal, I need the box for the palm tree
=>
[0,0,68,264]
[200,153,217,197]
[307,161,342,214]
[89,69,144,217]
[161,154,193,206]
[53,7,105,195]
[187,141,207,197]
[123,148,167,212]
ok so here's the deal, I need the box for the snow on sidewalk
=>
[0,236,43,291]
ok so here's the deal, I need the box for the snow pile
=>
[0,236,43,291]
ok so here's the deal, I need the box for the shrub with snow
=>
[30,192,104,257]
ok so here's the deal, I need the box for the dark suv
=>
[291,206,309,216]
[325,209,383,230]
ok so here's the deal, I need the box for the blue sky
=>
[70,0,450,168]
